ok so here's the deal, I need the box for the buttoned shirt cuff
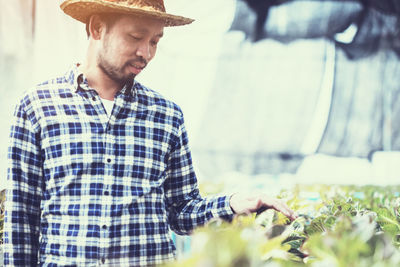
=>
[213,195,235,222]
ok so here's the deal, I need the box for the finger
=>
[262,197,297,220]
[278,201,298,220]
[272,200,293,219]
[273,199,298,220]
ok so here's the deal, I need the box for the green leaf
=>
[282,235,306,250]
[305,215,327,236]
[376,208,400,236]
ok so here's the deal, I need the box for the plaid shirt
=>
[3,65,234,266]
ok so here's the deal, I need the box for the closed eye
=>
[130,35,141,41]
[151,40,159,47]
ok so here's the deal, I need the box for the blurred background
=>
[1,0,400,192]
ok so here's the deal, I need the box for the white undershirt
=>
[100,97,114,117]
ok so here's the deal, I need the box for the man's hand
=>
[229,192,298,220]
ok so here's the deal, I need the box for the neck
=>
[79,58,121,101]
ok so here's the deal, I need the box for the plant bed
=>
[166,185,400,267]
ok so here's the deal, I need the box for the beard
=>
[97,53,137,86]
[96,39,148,86]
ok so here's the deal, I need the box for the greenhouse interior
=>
[1,0,400,266]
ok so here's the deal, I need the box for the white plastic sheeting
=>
[192,0,400,181]
[193,36,329,176]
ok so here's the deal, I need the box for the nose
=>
[136,41,152,60]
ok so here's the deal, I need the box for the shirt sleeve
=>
[164,113,234,235]
[3,98,43,266]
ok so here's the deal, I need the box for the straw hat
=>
[60,0,194,27]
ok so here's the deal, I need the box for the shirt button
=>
[102,225,107,230]
[101,258,106,264]
[106,158,112,163]
[104,191,109,196]
[92,96,96,101]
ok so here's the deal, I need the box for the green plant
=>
[168,185,400,267]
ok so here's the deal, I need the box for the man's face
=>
[97,14,164,85]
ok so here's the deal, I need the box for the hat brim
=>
[61,0,194,27]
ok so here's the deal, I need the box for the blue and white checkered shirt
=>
[3,65,234,266]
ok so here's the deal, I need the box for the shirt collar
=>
[65,64,136,97]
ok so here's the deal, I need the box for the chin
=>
[127,73,136,81]
[118,74,135,85]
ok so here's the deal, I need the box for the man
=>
[3,0,297,266]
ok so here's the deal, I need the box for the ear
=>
[87,14,105,40]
